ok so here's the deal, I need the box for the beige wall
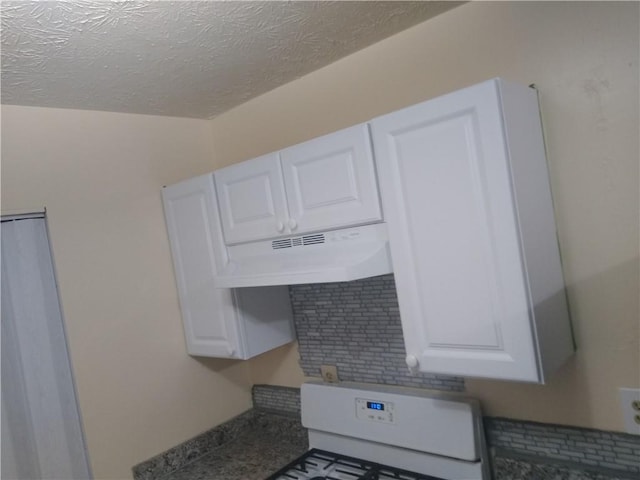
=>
[1,3,638,477]
[1,106,253,479]
[212,2,640,432]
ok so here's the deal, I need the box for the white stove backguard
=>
[301,381,491,480]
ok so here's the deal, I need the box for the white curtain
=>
[1,215,92,480]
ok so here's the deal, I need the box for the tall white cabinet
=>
[162,174,294,359]
[371,78,573,383]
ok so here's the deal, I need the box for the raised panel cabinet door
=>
[214,153,289,245]
[162,175,242,358]
[280,124,382,235]
[371,79,540,382]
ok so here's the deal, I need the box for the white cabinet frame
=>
[214,124,382,245]
[371,78,573,383]
[162,174,294,359]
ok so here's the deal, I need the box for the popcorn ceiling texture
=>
[0,1,459,118]
[290,274,465,391]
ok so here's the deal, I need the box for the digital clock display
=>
[366,401,384,411]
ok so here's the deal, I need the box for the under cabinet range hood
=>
[211,122,393,289]
[214,223,393,288]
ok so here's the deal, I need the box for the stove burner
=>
[266,449,446,480]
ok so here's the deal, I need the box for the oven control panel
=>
[356,398,395,424]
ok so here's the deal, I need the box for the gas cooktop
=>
[266,449,445,480]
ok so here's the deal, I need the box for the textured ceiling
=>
[1,1,460,119]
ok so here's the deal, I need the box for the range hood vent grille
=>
[272,233,326,250]
[303,234,325,245]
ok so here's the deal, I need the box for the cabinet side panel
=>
[499,80,575,381]
[234,286,294,358]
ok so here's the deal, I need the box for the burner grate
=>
[266,449,446,480]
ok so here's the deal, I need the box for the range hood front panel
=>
[214,223,394,288]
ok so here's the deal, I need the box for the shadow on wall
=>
[466,255,639,430]
[193,356,251,389]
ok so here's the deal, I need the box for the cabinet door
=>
[280,124,382,235]
[371,79,539,381]
[162,175,241,358]
[214,153,289,245]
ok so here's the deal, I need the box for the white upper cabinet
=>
[162,174,294,359]
[214,153,289,245]
[371,78,574,383]
[214,124,382,245]
[280,124,382,235]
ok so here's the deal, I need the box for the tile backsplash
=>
[252,384,301,416]
[289,273,465,391]
[486,417,640,477]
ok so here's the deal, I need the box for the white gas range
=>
[267,381,491,480]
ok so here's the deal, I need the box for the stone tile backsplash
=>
[486,417,640,477]
[289,274,465,391]
[252,384,301,416]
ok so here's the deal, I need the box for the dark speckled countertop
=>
[159,412,308,480]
